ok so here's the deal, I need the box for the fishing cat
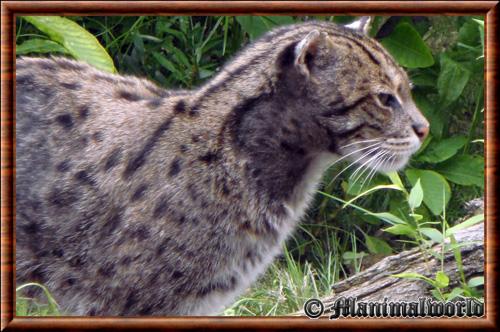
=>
[16,18,428,316]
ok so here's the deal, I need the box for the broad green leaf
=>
[420,227,444,243]
[408,179,424,210]
[437,53,471,107]
[405,169,451,215]
[16,38,69,55]
[369,212,407,225]
[23,16,115,73]
[435,271,449,288]
[364,235,392,255]
[385,171,405,191]
[417,136,467,163]
[467,276,484,288]
[380,22,434,68]
[445,214,484,237]
[436,154,484,188]
[445,287,464,301]
[384,224,416,237]
[236,16,294,40]
[458,20,481,47]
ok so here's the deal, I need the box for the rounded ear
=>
[294,30,323,77]
[345,16,372,35]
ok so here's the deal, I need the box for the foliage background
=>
[16,15,484,316]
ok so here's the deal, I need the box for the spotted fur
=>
[16,20,428,316]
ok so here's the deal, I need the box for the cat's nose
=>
[412,123,429,141]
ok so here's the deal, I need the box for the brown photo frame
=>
[1,1,497,330]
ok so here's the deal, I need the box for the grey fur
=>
[16,21,428,316]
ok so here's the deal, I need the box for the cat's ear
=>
[294,30,324,77]
[345,16,372,35]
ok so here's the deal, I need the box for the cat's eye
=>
[377,93,398,108]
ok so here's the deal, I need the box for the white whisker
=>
[328,145,382,186]
[339,138,382,149]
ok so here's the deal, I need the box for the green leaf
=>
[384,224,416,237]
[420,227,443,243]
[391,272,435,285]
[417,136,467,163]
[380,22,434,68]
[435,271,449,288]
[445,287,464,301]
[385,171,405,191]
[364,235,393,255]
[405,169,451,215]
[435,154,484,188]
[369,212,407,225]
[408,178,424,210]
[445,214,484,237]
[437,53,471,107]
[236,16,294,40]
[16,38,69,55]
[467,276,484,288]
[342,184,403,208]
[23,16,115,73]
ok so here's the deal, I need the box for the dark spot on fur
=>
[138,305,154,315]
[52,248,64,257]
[56,160,71,172]
[168,158,182,177]
[97,262,115,277]
[74,169,95,186]
[117,90,143,102]
[69,253,87,267]
[93,73,116,83]
[57,59,85,70]
[172,271,183,279]
[102,211,122,236]
[122,290,138,314]
[123,117,173,179]
[191,135,200,143]
[120,256,132,266]
[290,118,301,128]
[147,98,162,109]
[189,107,199,117]
[132,225,150,240]
[20,221,40,234]
[64,277,76,287]
[92,132,103,142]
[39,61,56,71]
[78,106,90,119]
[179,144,188,153]
[103,148,122,172]
[130,183,148,202]
[156,237,171,256]
[153,195,169,219]
[48,187,79,207]
[174,100,186,114]
[56,114,73,129]
[198,151,219,164]
[61,82,82,90]
[221,182,230,196]
[251,168,262,178]
[280,141,305,155]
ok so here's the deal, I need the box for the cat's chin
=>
[375,153,411,172]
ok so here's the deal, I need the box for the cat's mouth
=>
[338,136,420,175]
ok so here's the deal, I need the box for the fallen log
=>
[297,199,484,317]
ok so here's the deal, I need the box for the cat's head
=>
[283,19,429,172]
